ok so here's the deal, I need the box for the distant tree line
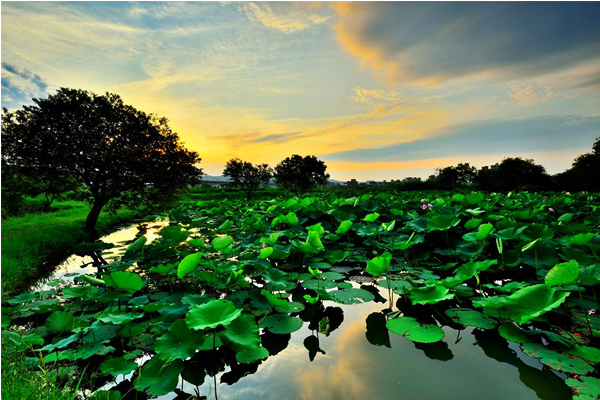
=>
[392,137,600,193]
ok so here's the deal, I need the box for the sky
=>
[2,1,599,181]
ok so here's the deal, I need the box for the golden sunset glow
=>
[2,2,599,180]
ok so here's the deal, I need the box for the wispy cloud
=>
[1,63,50,107]
[238,2,331,33]
[502,83,558,107]
[350,88,401,105]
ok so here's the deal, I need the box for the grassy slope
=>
[1,200,138,297]
[1,200,140,399]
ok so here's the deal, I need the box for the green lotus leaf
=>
[336,220,353,234]
[306,231,324,250]
[62,286,99,299]
[570,233,596,247]
[99,357,138,376]
[363,212,380,222]
[329,288,375,305]
[126,236,146,252]
[427,215,460,232]
[89,390,122,400]
[445,308,497,329]
[97,311,142,325]
[520,224,554,241]
[545,260,579,286]
[103,271,142,293]
[285,212,299,226]
[46,311,75,334]
[212,235,234,250]
[155,319,205,360]
[566,345,600,364]
[326,249,349,264]
[80,275,106,286]
[521,240,558,269]
[186,299,242,331]
[498,322,531,343]
[504,284,570,324]
[260,289,291,312]
[456,242,484,259]
[259,247,274,259]
[236,345,269,364]
[262,267,294,290]
[188,238,204,247]
[494,226,528,241]
[578,264,600,286]
[149,263,176,275]
[366,252,392,277]
[2,315,11,328]
[465,218,482,230]
[565,376,600,399]
[463,223,494,242]
[220,314,260,351]
[410,286,454,305]
[177,253,204,279]
[260,314,304,334]
[386,316,444,343]
[134,357,184,396]
[522,342,594,374]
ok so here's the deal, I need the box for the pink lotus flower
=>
[548,207,554,212]
[421,204,427,210]
[262,241,266,248]
[421,199,426,203]
[427,204,432,208]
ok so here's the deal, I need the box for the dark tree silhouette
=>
[475,157,550,191]
[436,163,477,188]
[223,158,272,200]
[555,136,600,191]
[274,155,329,195]
[1,88,202,235]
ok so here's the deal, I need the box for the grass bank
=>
[1,199,139,298]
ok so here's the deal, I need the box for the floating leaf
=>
[565,376,600,399]
[100,357,138,376]
[497,323,531,344]
[236,346,269,364]
[386,316,444,343]
[155,319,205,360]
[220,314,261,351]
[522,342,594,374]
[445,308,497,329]
[329,288,375,305]
[134,358,184,396]
[186,299,242,331]
[260,314,303,334]
[410,286,454,305]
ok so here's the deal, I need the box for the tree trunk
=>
[85,199,107,238]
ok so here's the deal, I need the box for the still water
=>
[36,221,572,400]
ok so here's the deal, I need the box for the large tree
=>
[554,136,600,191]
[223,158,272,200]
[274,155,329,195]
[435,163,477,188]
[475,157,551,191]
[1,88,202,234]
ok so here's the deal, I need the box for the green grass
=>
[1,345,82,400]
[1,199,139,298]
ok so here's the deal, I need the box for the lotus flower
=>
[262,241,266,248]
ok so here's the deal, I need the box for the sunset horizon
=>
[2,2,599,181]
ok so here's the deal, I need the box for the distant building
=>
[346,178,358,188]
[491,163,500,170]
[482,166,489,170]
[428,175,436,180]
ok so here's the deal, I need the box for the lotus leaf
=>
[497,322,531,343]
[236,346,269,364]
[545,260,579,286]
[336,220,353,234]
[427,215,460,231]
[99,357,138,376]
[386,316,444,343]
[504,284,570,324]
[186,299,242,331]
[521,342,594,374]
[410,286,454,305]
[329,288,375,305]
[103,271,142,293]
[565,376,600,399]
[260,314,304,334]
[212,235,234,250]
[177,253,203,279]
[220,314,261,351]
[155,319,205,359]
[134,357,184,396]
[445,308,497,329]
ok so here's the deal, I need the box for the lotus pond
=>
[2,191,599,400]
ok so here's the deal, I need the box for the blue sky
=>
[2,2,599,180]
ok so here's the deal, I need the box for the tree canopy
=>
[1,88,202,234]
[436,163,477,188]
[223,158,272,200]
[274,155,329,195]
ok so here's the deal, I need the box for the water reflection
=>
[134,297,570,400]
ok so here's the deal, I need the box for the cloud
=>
[239,2,331,33]
[1,63,50,106]
[502,83,558,107]
[331,2,600,85]
[322,115,600,162]
[350,88,401,105]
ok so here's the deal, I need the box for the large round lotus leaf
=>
[545,260,579,286]
[46,311,75,334]
[177,253,203,279]
[327,250,350,264]
[99,357,138,376]
[566,376,600,399]
[134,357,184,396]
[410,286,454,305]
[62,286,99,299]
[186,299,242,331]
[521,241,558,268]
[155,319,205,360]
[301,280,336,291]
[445,308,497,329]
[259,247,274,259]
[521,342,594,374]
[260,289,291,312]
[212,235,234,250]
[220,314,260,351]
[97,311,142,325]
[103,272,142,293]
[89,390,122,400]
[260,314,303,334]
[504,284,570,324]
[569,233,597,247]
[427,215,460,231]
[336,220,353,234]
[386,316,444,343]
[262,267,293,289]
[497,322,531,344]
[566,345,600,364]
[329,288,375,305]
[235,345,269,364]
